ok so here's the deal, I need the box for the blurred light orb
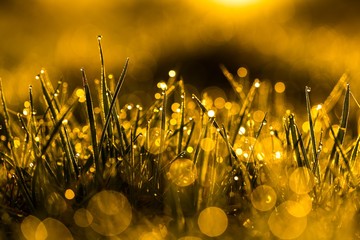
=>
[73,208,93,228]
[237,67,248,78]
[178,237,203,240]
[274,82,286,93]
[200,137,216,152]
[37,218,73,240]
[147,128,168,155]
[207,109,215,117]
[168,70,176,78]
[234,136,262,162]
[214,97,226,109]
[168,158,197,187]
[21,215,41,240]
[87,190,132,236]
[251,185,277,211]
[268,203,307,239]
[65,189,75,200]
[45,192,67,216]
[216,0,259,6]
[260,136,284,162]
[285,194,312,218]
[140,232,163,240]
[289,167,315,194]
[198,207,228,237]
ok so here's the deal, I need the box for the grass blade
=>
[0,78,35,211]
[322,84,350,185]
[305,86,319,175]
[81,68,102,184]
[177,80,185,154]
[232,79,260,145]
[98,58,129,158]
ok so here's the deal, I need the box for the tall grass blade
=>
[0,78,35,211]
[98,58,129,158]
[177,80,185,154]
[288,114,303,167]
[232,79,260,145]
[97,36,110,122]
[305,86,319,174]
[219,64,246,101]
[322,84,350,186]
[81,68,102,184]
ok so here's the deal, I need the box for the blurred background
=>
[0,0,359,111]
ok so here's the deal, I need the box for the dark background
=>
[0,0,359,112]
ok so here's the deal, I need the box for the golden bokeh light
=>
[178,236,203,240]
[198,207,228,237]
[64,189,75,200]
[251,185,277,211]
[200,138,216,152]
[139,231,163,240]
[36,218,73,240]
[146,127,168,155]
[73,208,93,228]
[285,194,312,218]
[168,158,197,187]
[87,190,132,236]
[21,215,42,240]
[237,67,248,78]
[289,167,315,194]
[168,70,176,78]
[268,202,307,239]
[274,82,286,93]
[234,136,262,162]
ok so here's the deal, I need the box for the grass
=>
[0,39,359,239]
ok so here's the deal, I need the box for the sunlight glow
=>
[215,0,259,6]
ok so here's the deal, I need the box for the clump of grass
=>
[0,38,359,240]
